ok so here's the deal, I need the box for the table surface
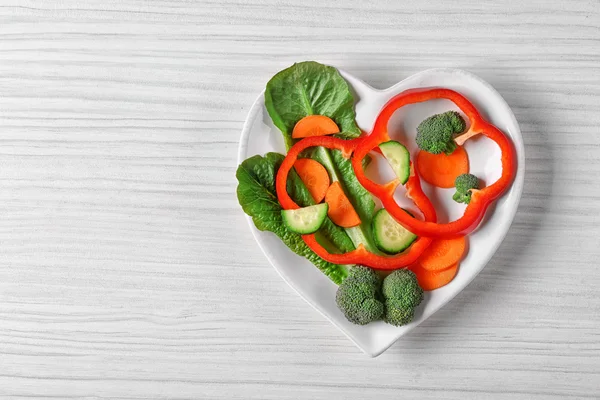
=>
[1,1,599,399]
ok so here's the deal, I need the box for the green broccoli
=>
[381,269,423,326]
[453,173,480,204]
[335,266,384,325]
[416,111,466,155]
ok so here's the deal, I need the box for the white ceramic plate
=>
[238,68,525,357]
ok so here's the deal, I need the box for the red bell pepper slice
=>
[351,88,516,238]
[275,136,436,270]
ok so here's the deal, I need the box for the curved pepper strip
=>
[275,136,436,270]
[351,88,517,238]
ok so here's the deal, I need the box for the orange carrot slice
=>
[324,181,361,228]
[292,115,340,139]
[416,145,469,188]
[418,237,466,272]
[293,158,330,203]
[413,262,459,291]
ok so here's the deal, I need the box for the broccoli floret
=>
[335,266,384,325]
[385,304,415,326]
[416,111,466,155]
[382,269,423,308]
[453,173,480,204]
[381,270,423,326]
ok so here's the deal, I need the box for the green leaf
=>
[330,149,375,225]
[362,154,373,171]
[265,61,362,150]
[311,146,379,253]
[286,164,355,253]
[236,153,349,284]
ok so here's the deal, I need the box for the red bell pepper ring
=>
[351,88,517,238]
[275,135,436,270]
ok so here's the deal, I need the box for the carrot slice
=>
[292,115,340,139]
[416,145,469,188]
[324,181,361,228]
[413,262,459,291]
[293,158,330,203]
[418,236,466,272]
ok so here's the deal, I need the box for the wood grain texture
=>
[0,0,599,398]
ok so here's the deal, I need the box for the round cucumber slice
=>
[282,203,329,234]
[372,208,417,254]
[379,140,410,184]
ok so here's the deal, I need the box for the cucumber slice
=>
[372,208,417,254]
[379,140,410,184]
[282,203,329,234]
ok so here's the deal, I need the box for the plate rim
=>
[237,67,525,357]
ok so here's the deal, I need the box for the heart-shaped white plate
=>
[238,67,525,357]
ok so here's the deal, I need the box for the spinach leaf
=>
[264,61,377,252]
[236,153,349,284]
[265,61,361,150]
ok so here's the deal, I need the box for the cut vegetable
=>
[292,115,340,139]
[372,208,417,254]
[275,135,436,269]
[416,145,469,188]
[293,158,330,203]
[379,140,410,184]
[324,181,361,228]
[311,146,378,252]
[413,262,459,291]
[282,203,329,234]
[418,236,466,272]
[351,89,516,238]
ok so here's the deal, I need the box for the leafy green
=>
[265,61,362,150]
[330,149,375,227]
[362,154,373,171]
[311,146,379,253]
[286,165,355,253]
[240,61,378,282]
[236,152,349,284]
[264,61,376,251]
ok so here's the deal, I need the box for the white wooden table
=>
[1,1,599,398]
